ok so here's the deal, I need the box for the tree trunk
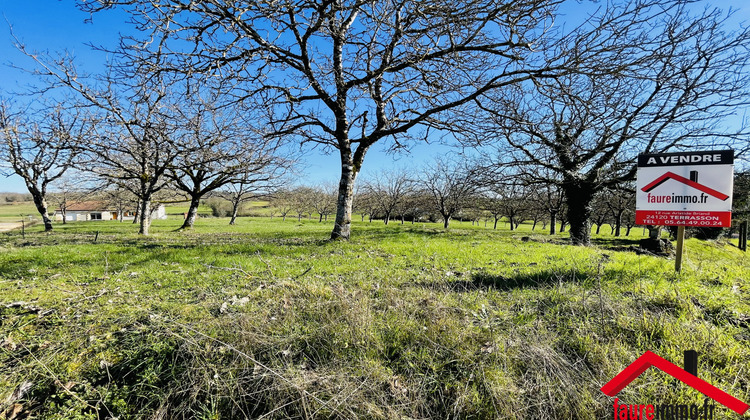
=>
[443,215,450,229]
[180,195,201,230]
[647,225,660,239]
[138,198,151,235]
[493,217,499,230]
[626,226,632,236]
[61,209,67,225]
[401,215,404,224]
[384,213,390,225]
[229,200,240,225]
[509,216,515,231]
[330,160,359,240]
[614,211,623,237]
[283,214,287,221]
[133,200,140,225]
[549,211,557,235]
[532,220,537,230]
[30,189,53,232]
[361,213,365,222]
[319,213,323,223]
[595,224,602,234]
[563,183,595,245]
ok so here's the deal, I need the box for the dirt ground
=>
[0,222,22,232]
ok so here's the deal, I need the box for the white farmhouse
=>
[53,201,167,222]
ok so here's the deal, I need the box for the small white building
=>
[54,201,167,222]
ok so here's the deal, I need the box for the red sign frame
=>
[635,151,734,227]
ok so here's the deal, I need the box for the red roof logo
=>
[600,351,748,415]
[641,171,729,201]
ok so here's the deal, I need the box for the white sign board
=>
[636,150,734,227]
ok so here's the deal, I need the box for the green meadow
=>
[0,202,38,223]
[1,216,748,419]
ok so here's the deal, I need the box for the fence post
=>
[740,221,747,252]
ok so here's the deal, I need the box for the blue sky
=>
[1,1,748,193]
[0,1,460,193]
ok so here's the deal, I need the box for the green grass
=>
[0,217,748,419]
[0,198,269,223]
[0,202,38,223]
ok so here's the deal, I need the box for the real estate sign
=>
[636,150,734,227]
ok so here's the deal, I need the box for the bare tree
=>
[733,170,750,222]
[272,189,297,222]
[13,40,197,235]
[168,92,290,230]
[289,186,316,222]
[86,87,181,235]
[309,183,337,223]
[590,194,611,236]
[48,173,94,224]
[471,1,750,245]
[362,168,412,225]
[623,209,637,237]
[534,180,565,235]
[101,185,138,223]
[419,157,481,229]
[352,187,375,223]
[495,182,530,231]
[400,191,432,225]
[603,185,635,237]
[480,194,505,230]
[217,156,292,226]
[0,102,85,231]
[81,0,571,240]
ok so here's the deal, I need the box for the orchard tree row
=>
[2,0,750,245]
[267,163,636,237]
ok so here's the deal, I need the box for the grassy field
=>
[0,217,748,419]
[0,202,38,223]
[0,200,269,223]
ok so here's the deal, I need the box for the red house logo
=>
[641,171,729,201]
[601,351,748,415]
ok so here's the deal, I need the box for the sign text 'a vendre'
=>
[636,151,734,227]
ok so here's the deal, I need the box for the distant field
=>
[0,199,271,223]
[0,200,655,241]
[0,202,38,222]
[1,217,747,419]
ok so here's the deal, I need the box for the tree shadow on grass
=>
[591,237,642,248]
[472,269,592,291]
[352,226,471,243]
[405,269,592,293]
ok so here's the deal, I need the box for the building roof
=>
[59,201,114,212]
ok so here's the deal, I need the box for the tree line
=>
[265,162,634,236]
[1,0,749,244]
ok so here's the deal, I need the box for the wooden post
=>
[21,219,25,239]
[675,225,685,273]
[684,350,698,377]
[740,221,747,252]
